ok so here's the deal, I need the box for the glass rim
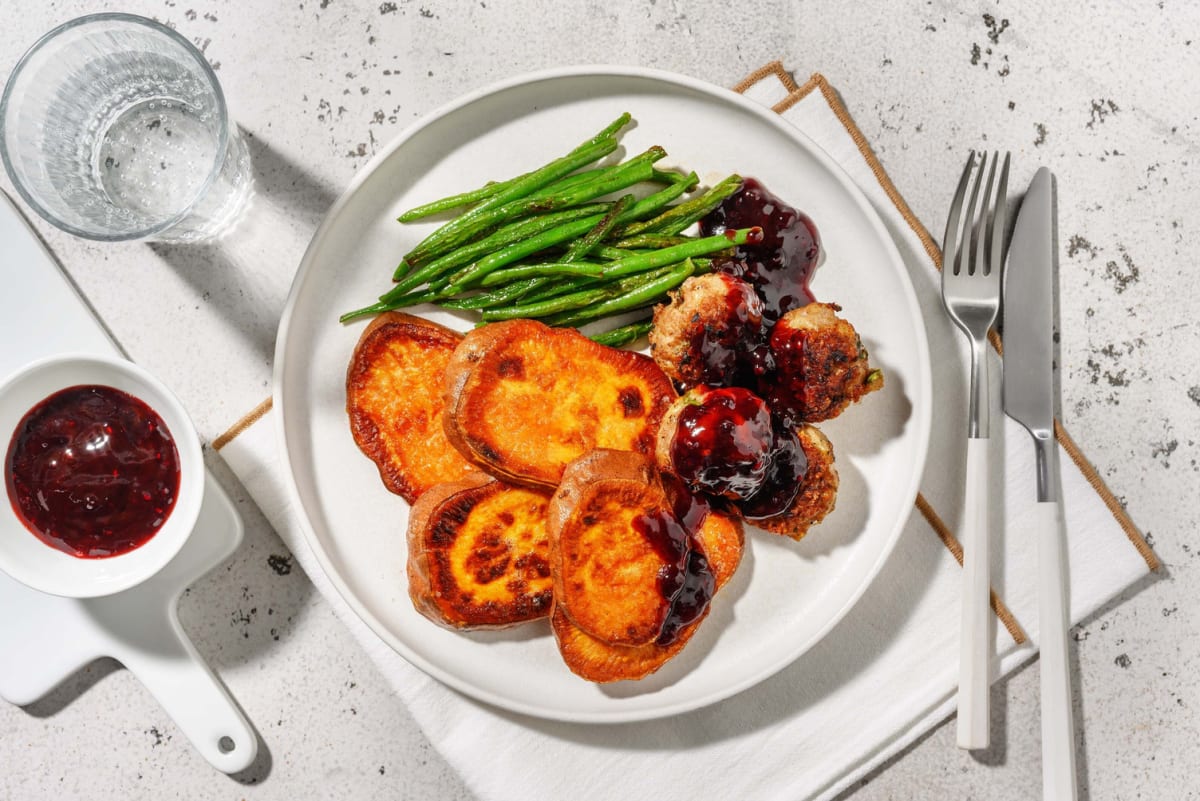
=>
[0,12,231,242]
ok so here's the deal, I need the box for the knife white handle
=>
[1037,500,1078,800]
[956,435,991,750]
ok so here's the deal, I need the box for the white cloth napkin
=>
[217,67,1155,801]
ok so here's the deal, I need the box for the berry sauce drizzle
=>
[669,386,773,500]
[631,476,716,645]
[700,177,820,323]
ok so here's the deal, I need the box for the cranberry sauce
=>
[632,508,690,610]
[762,314,824,429]
[631,476,716,646]
[669,387,774,500]
[664,472,711,534]
[657,550,715,645]
[738,424,808,520]
[5,385,181,559]
[683,274,766,387]
[700,177,819,322]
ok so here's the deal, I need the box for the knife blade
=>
[1002,167,1078,801]
[1003,166,1056,499]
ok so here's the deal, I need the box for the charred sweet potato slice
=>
[550,493,744,683]
[443,319,676,488]
[347,312,475,503]
[548,451,673,646]
[407,472,553,629]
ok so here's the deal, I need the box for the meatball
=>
[762,303,883,425]
[754,424,838,541]
[648,273,764,389]
[655,385,774,501]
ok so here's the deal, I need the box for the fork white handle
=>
[956,435,991,750]
[1037,500,1078,800]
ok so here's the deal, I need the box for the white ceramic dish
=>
[0,352,203,598]
[274,66,932,723]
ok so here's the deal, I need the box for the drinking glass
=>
[0,13,252,242]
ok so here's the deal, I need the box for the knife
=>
[1003,168,1077,800]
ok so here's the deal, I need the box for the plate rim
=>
[272,64,933,723]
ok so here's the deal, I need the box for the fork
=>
[941,150,1010,751]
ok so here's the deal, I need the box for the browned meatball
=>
[648,273,764,389]
[654,385,774,501]
[763,303,883,425]
[754,424,838,541]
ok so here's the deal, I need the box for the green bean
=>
[510,274,606,304]
[477,260,607,287]
[401,167,610,225]
[651,168,693,185]
[510,263,664,308]
[396,113,630,223]
[479,286,620,322]
[445,171,701,291]
[387,203,609,288]
[517,264,672,310]
[511,268,667,326]
[436,277,546,310]
[620,174,742,237]
[339,285,447,322]
[590,245,643,260]
[578,112,632,149]
[525,158,678,202]
[545,259,696,327]
[401,137,618,267]
[397,183,500,224]
[610,262,680,289]
[608,232,692,250]
[506,257,685,307]
[406,145,663,269]
[621,170,699,220]
[564,194,634,263]
[443,216,604,290]
[526,167,610,199]
[588,317,653,348]
[579,226,757,283]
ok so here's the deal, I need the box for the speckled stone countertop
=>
[1,1,1196,798]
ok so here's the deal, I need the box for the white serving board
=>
[0,190,257,773]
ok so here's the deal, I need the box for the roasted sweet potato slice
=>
[407,472,553,629]
[551,503,744,683]
[547,449,744,682]
[347,312,475,503]
[443,319,676,488]
[548,450,673,646]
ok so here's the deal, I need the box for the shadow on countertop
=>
[148,127,341,367]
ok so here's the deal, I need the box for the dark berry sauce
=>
[738,424,808,520]
[5,385,181,559]
[682,274,766,387]
[763,317,820,429]
[631,476,716,645]
[669,387,774,500]
[632,507,690,605]
[664,472,711,534]
[700,177,819,322]
[657,549,714,645]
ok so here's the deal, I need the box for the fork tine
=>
[972,153,997,276]
[965,152,990,276]
[941,151,976,276]
[986,152,1012,277]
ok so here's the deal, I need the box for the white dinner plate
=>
[274,66,932,723]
